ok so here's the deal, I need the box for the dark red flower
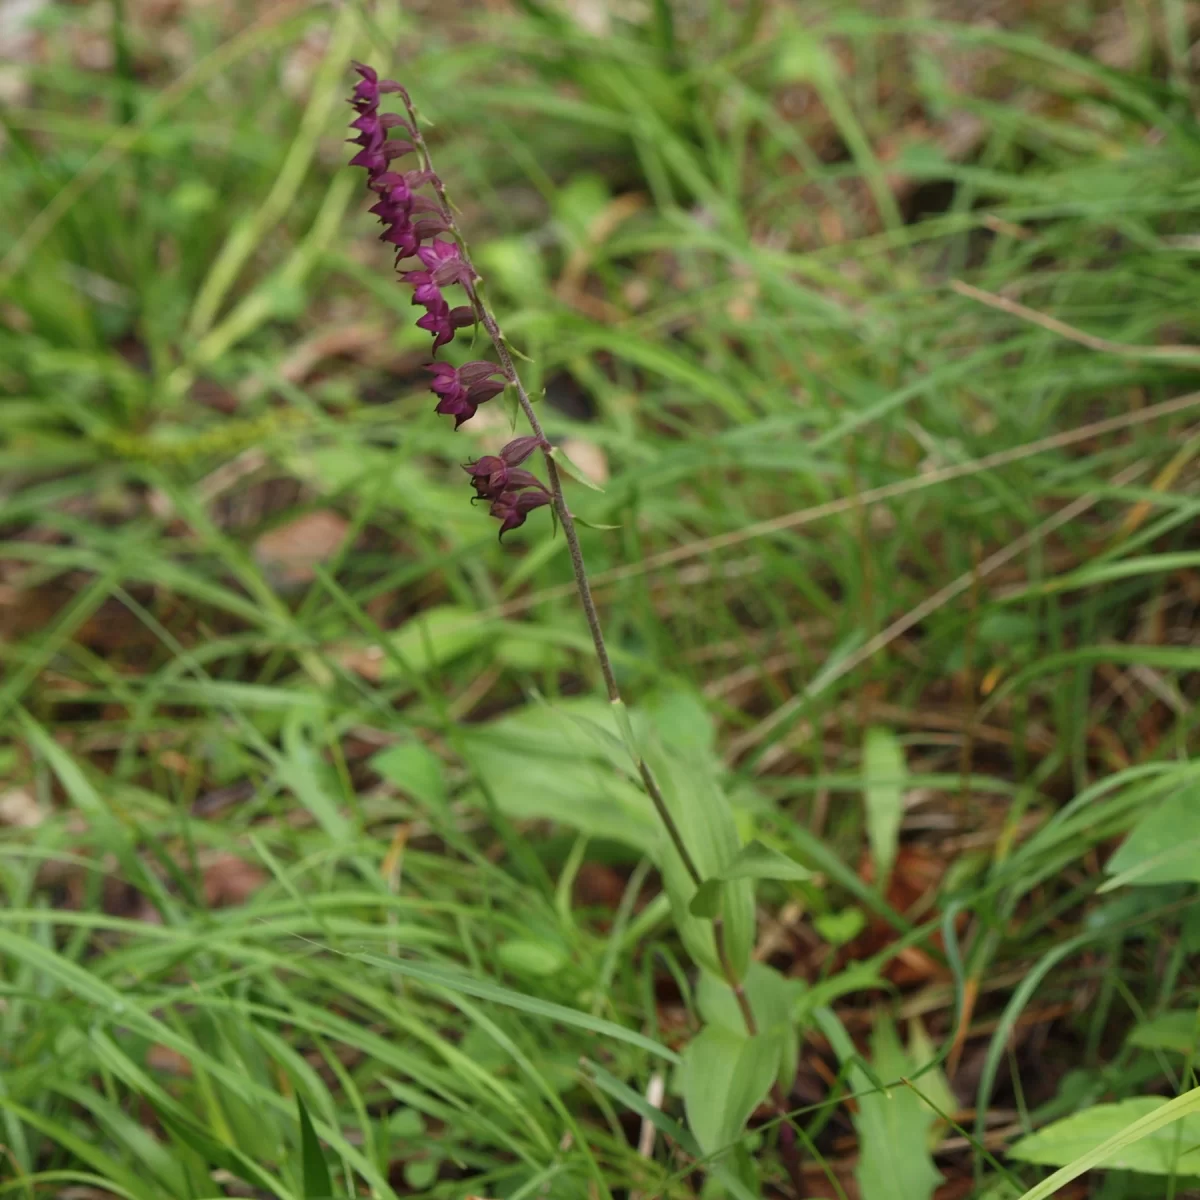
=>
[416,239,475,289]
[349,66,483,358]
[489,488,552,541]
[349,61,402,111]
[426,360,507,427]
[417,302,475,355]
[349,66,557,543]
[464,436,545,501]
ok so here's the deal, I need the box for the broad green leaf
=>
[863,727,906,889]
[381,605,493,679]
[907,1021,958,1146]
[459,699,659,847]
[370,741,447,808]
[1011,1097,1200,1175]
[388,1109,423,1139]
[494,634,569,671]
[698,963,803,1037]
[698,963,803,1092]
[681,1025,778,1157]
[496,938,569,978]
[636,688,716,758]
[1104,790,1200,887]
[1128,1011,1200,1056]
[689,841,810,915]
[404,1159,439,1189]
[814,908,867,946]
[688,879,724,919]
[818,1010,941,1200]
[714,840,812,883]
[859,1017,942,1200]
[1012,1087,1200,1200]
[634,694,754,975]
[464,693,753,977]
[647,737,755,980]
[297,1093,334,1200]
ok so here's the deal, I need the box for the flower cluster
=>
[351,63,553,541]
[464,437,552,540]
[348,62,476,356]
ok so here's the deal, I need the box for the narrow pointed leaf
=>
[298,1093,335,1200]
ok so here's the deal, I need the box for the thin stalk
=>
[396,87,804,1199]
[715,918,807,1199]
[399,92,705,893]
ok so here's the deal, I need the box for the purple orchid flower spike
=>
[349,61,402,110]
[343,78,809,1200]
[347,65,562,542]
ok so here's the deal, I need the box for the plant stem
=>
[715,918,807,1198]
[401,106,805,1196]
[466,295,619,702]
[399,91,805,1200]
[714,917,758,1033]
[475,307,706,893]
[399,95,707,894]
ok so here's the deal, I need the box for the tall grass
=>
[1,1,1198,1197]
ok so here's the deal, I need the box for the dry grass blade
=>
[492,391,1200,621]
[728,459,1151,766]
[951,280,1200,363]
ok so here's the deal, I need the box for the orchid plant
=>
[348,62,816,1198]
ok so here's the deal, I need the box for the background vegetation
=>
[2,0,1199,1197]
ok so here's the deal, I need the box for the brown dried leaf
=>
[147,1043,193,1076]
[253,510,350,588]
[0,787,44,827]
[202,854,267,908]
[557,437,609,486]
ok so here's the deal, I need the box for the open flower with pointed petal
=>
[489,488,552,541]
[463,436,545,501]
[416,239,475,289]
[426,360,507,427]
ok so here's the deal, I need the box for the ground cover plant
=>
[1,0,1199,1197]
